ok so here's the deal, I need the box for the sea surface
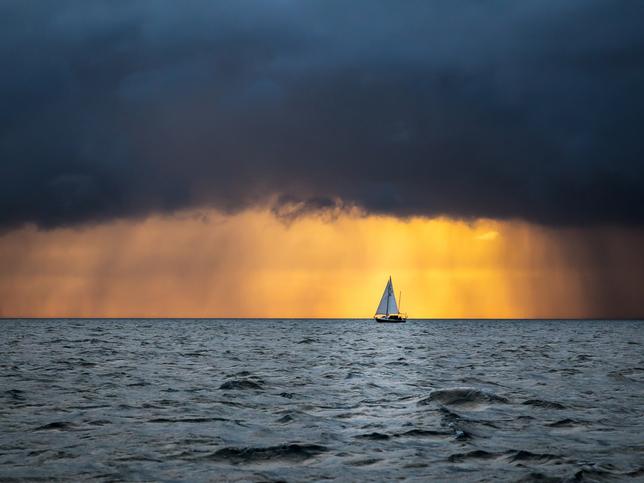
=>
[1,319,643,482]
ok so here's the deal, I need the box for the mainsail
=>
[375,277,399,315]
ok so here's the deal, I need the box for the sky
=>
[1,1,643,317]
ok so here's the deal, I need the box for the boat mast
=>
[399,291,402,314]
[386,276,390,315]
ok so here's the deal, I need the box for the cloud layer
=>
[2,0,644,229]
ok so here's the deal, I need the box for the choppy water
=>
[1,319,643,482]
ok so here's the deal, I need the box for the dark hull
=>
[374,315,407,323]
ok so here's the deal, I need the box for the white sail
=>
[375,277,399,315]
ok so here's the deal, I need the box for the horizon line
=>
[1,317,643,321]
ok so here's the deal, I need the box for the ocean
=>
[1,319,643,481]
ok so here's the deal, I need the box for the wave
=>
[448,449,562,464]
[147,417,229,423]
[276,414,294,423]
[519,471,565,482]
[437,406,496,440]
[347,457,382,466]
[418,387,508,407]
[87,419,112,426]
[448,450,499,462]
[5,389,25,400]
[34,421,76,431]
[228,371,251,377]
[609,368,644,383]
[206,443,327,463]
[547,418,581,428]
[354,432,390,440]
[522,399,566,410]
[297,337,318,344]
[219,379,263,390]
[507,450,563,464]
[394,429,452,439]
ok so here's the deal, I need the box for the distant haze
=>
[1,210,643,318]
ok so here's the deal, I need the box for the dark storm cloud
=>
[1,0,644,229]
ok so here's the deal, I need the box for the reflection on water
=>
[1,319,643,481]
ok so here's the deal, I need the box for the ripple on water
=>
[354,432,390,440]
[219,379,264,390]
[522,399,566,410]
[418,387,509,408]
[204,444,328,464]
[33,421,77,431]
[1,318,642,481]
[546,418,583,428]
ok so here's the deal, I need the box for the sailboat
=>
[374,276,407,323]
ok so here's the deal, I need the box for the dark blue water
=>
[1,319,643,481]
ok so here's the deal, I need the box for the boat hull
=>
[374,315,407,323]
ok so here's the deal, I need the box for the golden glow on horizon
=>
[0,209,642,318]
